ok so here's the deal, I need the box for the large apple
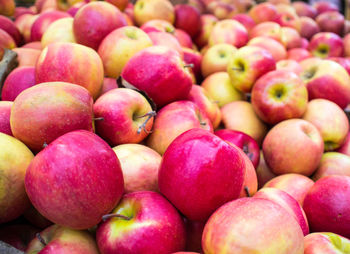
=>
[304,232,350,253]
[41,18,76,48]
[316,11,344,36]
[158,128,245,221]
[0,101,12,136]
[133,0,175,26]
[312,152,350,181]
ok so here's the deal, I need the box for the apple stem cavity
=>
[94,117,104,121]
[136,111,156,134]
[244,186,251,197]
[36,233,47,246]
[42,142,48,148]
[184,64,194,69]
[102,213,131,221]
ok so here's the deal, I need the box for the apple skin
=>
[232,14,255,32]
[314,1,339,15]
[0,15,22,46]
[100,77,118,97]
[141,19,175,34]
[215,129,260,168]
[302,98,349,151]
[36,42,104,100]
[14,14,38,43]
[0,132,34,223]
[292,1,317,18]
[183,48,202,82]
[0,0,15,16]
[264,173,314,205]
[308,32,344,58]
[121,46,193,107]
[344,33,350,57]
[337,132,350,156]
[312,152,350,181]
[276,59,302,75]
[22,42,42,49]
[175,4,200,38]
[0,28,16,50]
[303,175,350,238]
[250,22,285,46]
[174,29,193,49]
[299,17,320,40]
[281,27,302,50]
[2,66,36,101]
[73,2,127,50]
[304,232,350,254]
[247,36,287,62]
[98,26,153,79]
[202,198,304,254]
[300,59,350,109]
[221,101,268,146]
[248,2,279,24]
[0,224,39,251]
[256,152,277,189]
[134,0,175,26]
[287,48,311,62]
[94,88,154,146]
[105,0,128,11]
[14,7,35,19]
[147,31,183,58]
[194,14,218,49]
[41,17,77,48]
[67,1,87,17]
[252,70,308,125]
[96,191,186,254]
[26,224,99,254]
[11,82,94,152]
[147,101,213,155]
[25,130,124,230]
[159,128,245,221]
[316,11,344,36]
[0,101,12,136]
[227,45,276,93]
[328,57,350,75]
[12,48,41,67]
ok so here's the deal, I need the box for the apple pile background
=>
[2,0,350,253]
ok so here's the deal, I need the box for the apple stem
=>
[184,64,194,69]
[102,213,131,222]
[136,111,156,134]
[244,186,250,197]
[36,233,47,246]
[94,117,104,121]
[42,142,48,148]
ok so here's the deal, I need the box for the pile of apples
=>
[2,0,350,252]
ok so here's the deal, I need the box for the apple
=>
[281,27,302,49]
[98,26,153,79]
[96,191,186,254]
[303,175,350,238]
[159,128,245,221]
[99,77,118,97]
[232,13,255,32]
[287,48,311,62]
[256,152,277,188]
[2,66,36,101]
[10,82,94,152]
[105,0,129,11]
[292,1,317,18]
[0,224,39,251]
[14,13,38,43]
[0,132,34,223]
[304,232,350,253]
[73,2,127,50]
[121,46,193,107]
[146,100,213,155]
[201,72,245,108]
[0,0,15,16]
[312,152,350,181]
[56,0,84,11]
[141,19,175,33]
[337,132,350,156]
[14,7,35,19]
[308,32,344,58]
[36,42,104,100]
[247,36,287,62]
[35,0,58,12]
[187,0,205,14]
[250,22,285,46]
[67,1,86,17]
[26,225,99,253]
[206,1,237,20]
[236,147,258,198]
[263,173,314,205]
[313,1,339,15]
[221,101,268,145]
[147,31,183,58]
[94,88,154,146]
[299,16,320,40]
[202,198,304,254]
[194,14,218,49]
[0,15,22,46]
[41,17,76,48]
[251,70,308,125]
[248,2,279,24]
[201,43,236,77]
[24,204,53,229]
[328,57,350,75]
[0,100,13,137]
[183,47,202,82]
[174,29,193,48]
[174,4,200,38]
[0,28,16,50]
[316,11,344,36]
[133,0,175,26]
[227,45,276,93]
[22,41,42,50]
[12,48,41,67]
[276,59,302,74]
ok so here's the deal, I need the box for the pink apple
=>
[0,101,12,136]
[248,2,279,24]
[147,31,183,57]
[14,13,38,43]
[174,4,200,38]
[281,27,302,49]
[232,13,255,32]
[250,22,285,46]
[308,32,344,58]
[292,1,317,18]
[316,11,344,36]
[41,17,76,48]
[0,15,22,46]
[304,232,350,254]
[67,1,86,17]
[174,29,193,48]
[276,59,302,74]
[140,19,175,33]
[12,48,40,67]
[194,14,218,48]
[183,47,202,82]
[247,36,287,62]
[287,48,311,62]
[299,16,320,40]
[328,57,350,75]
[313,1,339,15]
[133,0,175,26]
[312,152,350,181]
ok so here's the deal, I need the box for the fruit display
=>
[2,0,350,253]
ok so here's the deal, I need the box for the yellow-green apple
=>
[26,225,99,253]
[281,27,302,49]
[94,88,154,146]
[0,133,33,223]
[134,0,175,26]
[112,144,161,193]
[22,41,42,50]
[11,82,94,152]
[227,45,276,93]
[0,224,39,251]
[201,43,236,77]
[2,66,36,101]
[292,1,317,18]
[304,232,350,253]
[215,129,260,168]
[276,59,302,74]
[121,46,193,107]
[264,173,314,205]
[313,1,339,15]
[256,152,277,188]
[232,14,255,32]
[316,11,344,36]
[174,4,200,38]
[312,152,350,181]
[248,2,279,24]
[184,219,205,253]
[208,19,248,48]
[30,11,71,42]
[194,14,218,49]
[36,42,104,100]
[174,29,193,49]
[254,188,309,235]
[183,47,202,81]
[96,191,186,254]
[100,77,118,97]
[187,84,221,129]
[12,48,40,67]
[206,1,236,20]
[147,31,183,58]
[328,57,350,75]
[299,17,320,40]
[105,0,128,11]
[146,101,213,155]
[303,175,350,238]
[24,204,53,229]
[221,101,268,145]
[201,72,245,108]
[247,36,287,62]
[0,101,12,136]
[0,28,16,49]
[287,48,311,62]
[337,132,350,156]
[250,22,285,46]
[300,59,350,109]
[202,198,304,254]
[0,15,22,46]
[303,99,349,151]
[25,130,124,229]
[73,2,127,50]
[98,26,153,79]
[41,17,76,48]
[308,32,344,58]
[141,19,175,34]
[159,128,245,221]
[0,0,15,16]
[251,70,308,125]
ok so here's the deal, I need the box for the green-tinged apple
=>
[134,0,175,26]
[201,43,236,77]
[41,18,76,48]
[276,59,302,74]
[299,17,320,40]
[247,36,287,62]
[36,42,104,100]
[316,11,344,36]
[308,32,344,58]
[304,232,350,254]
[12,48,40,67]
[96,191,186,254]
[0,133,33,223]
[194,14,218,49]
[0,0,15,16]
[202,198,304,254]
[0,16,22,46]
[312,152,350,181]
[221,101,268,145]
[174,4,200,38]
[0,101,12,136]
[158,128,245,221]
[140,19,175,33]
[302,99,349,151]
[256,152,277,188]
[251,70,308,125]
[26,225,99,254]
[248,2,279,24]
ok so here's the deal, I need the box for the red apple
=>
[0,15,22,46]
[276,59,302,74]
[313,152,350,181]
[134,0,175,26]
[0,101,12,136]
[304,232,350,253]
[308,32,344,58]
[248,2,279,24]
[147,31,183,58]
[141,19,175,34]
[247,36,287,62]
[194,14,218,48]
[287,47,311,62]
[174,4,200,38]
[313,1,339,15]
[174,29,193,48]
[232,13,255,32]
[299,16,320,40]
[183,47,202,82]
[316,11,344,36]
[41,17,76,48]
[66,1,86,17]
[292,1,317,18]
